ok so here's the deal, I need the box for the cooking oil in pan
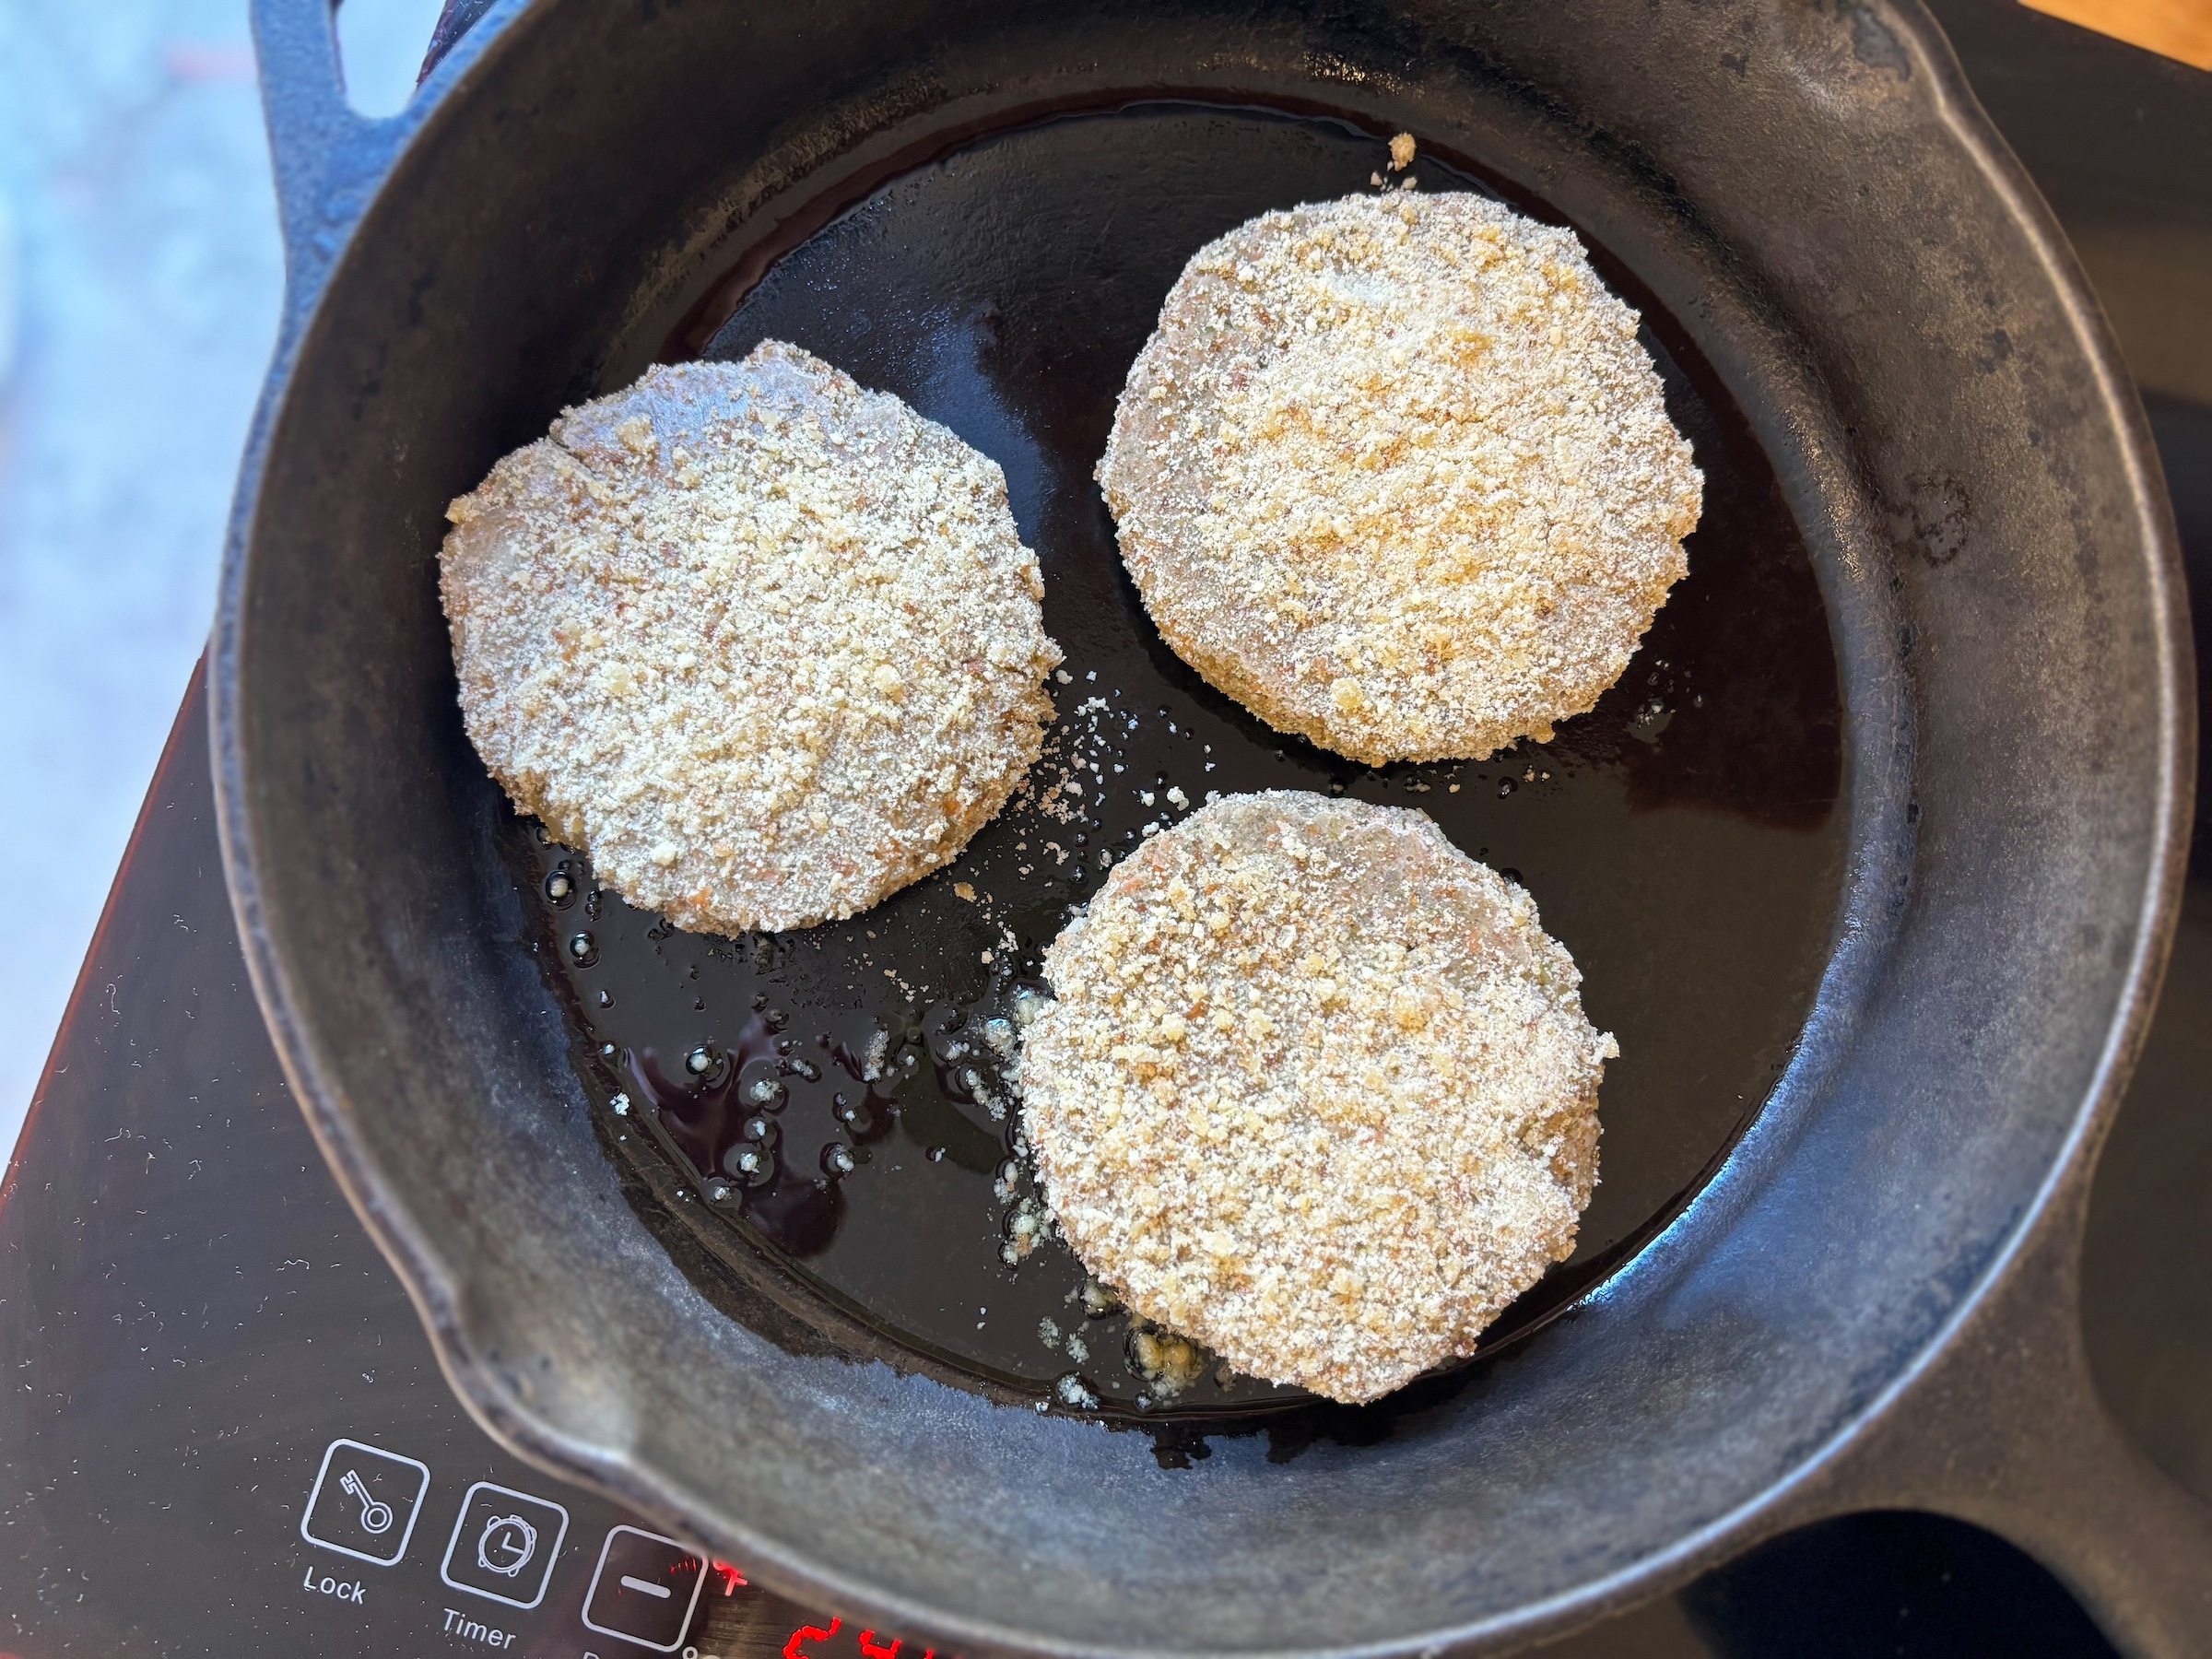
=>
[506,102,1848,1424]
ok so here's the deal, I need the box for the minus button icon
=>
[583,1524,712,1652]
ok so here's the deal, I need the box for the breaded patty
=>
[1019,791,1614,1404]
[439,341,1063,934]
[1097,191,1702,765]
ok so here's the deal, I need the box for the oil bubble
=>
[737,1058,786,1111]
[568,933,599,966]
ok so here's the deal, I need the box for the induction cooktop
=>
[1,3,2204,1655]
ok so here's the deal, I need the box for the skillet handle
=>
[248,0,415,325]
[1810,1184,2212,1659]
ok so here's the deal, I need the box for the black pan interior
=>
[512,103,1848,1424]
[225,0,2184,1644]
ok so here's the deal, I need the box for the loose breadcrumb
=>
[440,341,1063,933]
[1097,192,1702,765]
[1020,791,1614,1404]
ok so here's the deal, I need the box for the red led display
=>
[782,1615,841,1658]
[698,1556,941,1659]
[774,1611,939,1659]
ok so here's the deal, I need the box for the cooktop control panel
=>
[0,694,926,1659]
[279,1430,883,1658]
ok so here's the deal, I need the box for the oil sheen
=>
[509,104,1848,1423]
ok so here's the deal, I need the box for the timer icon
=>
[440,1482,569,1609]
[477,1512,539,1577]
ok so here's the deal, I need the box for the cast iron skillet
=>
[218,0,2206,1653]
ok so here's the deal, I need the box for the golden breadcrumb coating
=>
[1098,191,1701,765]
[1021,791,1614,1404]
[440,341,1063,934]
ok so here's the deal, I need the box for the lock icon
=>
[300,1439,429,1567]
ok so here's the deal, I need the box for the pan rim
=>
[212,0,2194,1653]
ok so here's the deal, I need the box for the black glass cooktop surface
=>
[1,2,2205,1654]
